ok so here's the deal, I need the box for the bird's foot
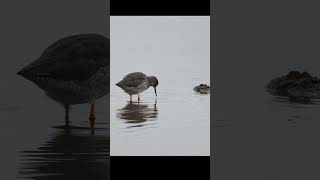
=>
[65,119,70,128]
[65,104,70,128]
[89,103,95,129]
[89,116,95,129]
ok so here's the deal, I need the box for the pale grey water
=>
[213,0,320,179]
[0,0,109,179]
[110,16,210,156]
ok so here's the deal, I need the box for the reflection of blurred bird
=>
[116,72,158,101]
[17,34,109,128]
[20,129,109,180]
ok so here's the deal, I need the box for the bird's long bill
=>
[154,87,157,97]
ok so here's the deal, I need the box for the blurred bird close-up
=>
[17,34,110,128]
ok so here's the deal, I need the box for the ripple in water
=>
[19,128,109,180]
[116,100,158,129]
[272,95,320,106]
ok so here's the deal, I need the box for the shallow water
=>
[0,88,109,180]
[213,0,320,179]
[110,16,210,156]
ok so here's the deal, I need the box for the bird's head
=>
[148,76,158,96]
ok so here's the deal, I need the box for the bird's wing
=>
[22,55,104,81]
[42,34,109,59]
[20,34,109,81]
[119,72,147,87]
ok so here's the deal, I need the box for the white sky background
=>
[110,16,210,86]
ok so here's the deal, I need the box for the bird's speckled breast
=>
[123,80,149,95]
[34,65,109,105]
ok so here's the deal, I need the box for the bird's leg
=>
[138,93,140,102]
[130,95,132,102]
[89,103,95,129]
[65,104,70,128]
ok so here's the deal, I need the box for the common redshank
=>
[17,34,109,128]
[116,72,158,101]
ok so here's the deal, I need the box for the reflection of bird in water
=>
[17,34,109,128]
[117,100,158,128]
[19,128,109,180]
[116,72,158,102]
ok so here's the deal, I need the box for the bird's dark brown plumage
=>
[116,72,148,88]
[17,34,110,128]
[18,34,109,82]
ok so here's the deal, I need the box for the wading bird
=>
[116,72,158,102]
[17,34,109,128]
